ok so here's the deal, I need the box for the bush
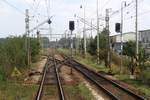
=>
[144,61,150,68]
[140,70,150,85]
[0,36,40,78]
[111,52,121,66]
[0,66,6,81]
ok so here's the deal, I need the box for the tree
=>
[123,41,148,75]
[0,36,41,78]
[123,41,136,75]
[88,28,110,68]
[30,38,41,62]
[87,37,96,55]
[139,47,148,70]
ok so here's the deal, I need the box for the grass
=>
[0,80,38,100]
[58,48,150,99]
[0,55,43,100]
[64,83,94,100]
[58,48,109,72]
[115,74,150,98]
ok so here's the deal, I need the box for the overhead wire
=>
[24,0,33,10]
[1,0,25,15]
[109,0,135,18]
[44,0,50,17]
[32,0,42,16]
[101,0,112,11]
[30,0,43,23]
[109,0,144,19]
[124,10,150,21]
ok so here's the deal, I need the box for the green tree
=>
[123,41,136,75]
[123,41,148,75]
[87,37,96,55]
[88,28,110,68]
[139,48,148,69]
[0,36,40,78]
[30,38,40,62]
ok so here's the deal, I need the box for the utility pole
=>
[83,0,87,57]
[91,19,93,38]
[135,0,139,66]
[37,31,40,44]
[120,1,126,73]
[25,9,30,66]
[77,19,80,52]
[69,21,75,74]
[64,30,67,48]
[97,0,100,64]
[106,9,111,72]
[75,34,77,55]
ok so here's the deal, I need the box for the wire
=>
[101,0,112,11]
[2,0,25,15]
[109,0,135,18]
[124,10,150,21]
[24,0,33,9]
[44,0,50,17]
[29,0,42,22]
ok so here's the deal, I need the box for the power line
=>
[33,0,42,15]
[29,0,42,22]
[124,10,150,21]
[44,0,50,17]
[109,0,144,19]
[101,0,112,11]
[24,0,33,9]
[109,0,135,18]
[2,0,25,15]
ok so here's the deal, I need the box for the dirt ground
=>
[24,56,47,84]
[59,65,111,100]
[98,71,146,97]
[23,53,111,100]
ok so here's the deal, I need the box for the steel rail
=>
[55,55,146,100]
[35,55,65,100]
[35,59,48,100]
[69,58,146,100]
[53,57,65,100]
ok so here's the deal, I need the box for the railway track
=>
[35,56,65,100]
[56,55,146,100]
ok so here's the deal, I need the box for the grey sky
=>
[0,0,150,38]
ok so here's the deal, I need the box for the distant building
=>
[139,29,150,55]
[139,29,150,48]
[111,32,135,53]
[111,30,150,55]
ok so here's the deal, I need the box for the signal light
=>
[115,23,121,33]
[69,21,75,31]
[48,19,52,24]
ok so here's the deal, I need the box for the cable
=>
[2,0,25,15]
[44,0,50,17]
[24,0,33,9]
[101,0,112,11]
[30,0,42,22]
[109,0,135,18]
[124,10,150,21]
[109,0,144,19]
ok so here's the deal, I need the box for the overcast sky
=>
[0,0,150,38]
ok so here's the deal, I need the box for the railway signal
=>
[69,21,75,31]
[69,21,75,74]
[48,19,52,24]
[115,23,121,33]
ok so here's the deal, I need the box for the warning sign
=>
[11,67,22,77]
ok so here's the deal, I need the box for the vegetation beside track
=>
[64,83,94,100]
[0,36,40,79]
[0,36,41,99]
[0,81,38,100]
[58,48,150,98]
